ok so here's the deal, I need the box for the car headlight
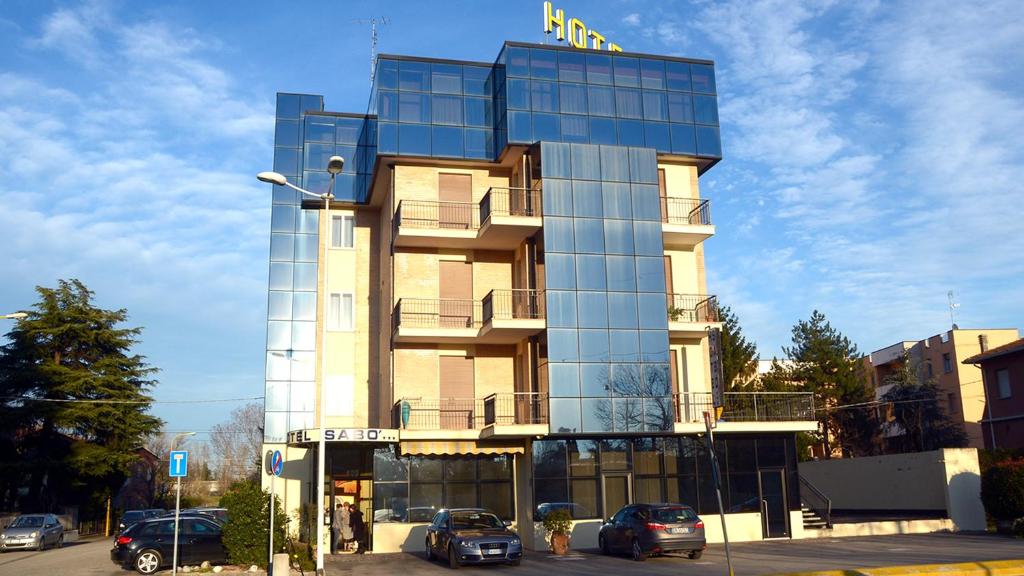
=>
[30,532,37,538]
[459,540,477,549]
[510,538,520,546]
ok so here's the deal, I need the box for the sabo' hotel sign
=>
[543,2,623,52]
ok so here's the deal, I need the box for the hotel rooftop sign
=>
[543,2,622,52]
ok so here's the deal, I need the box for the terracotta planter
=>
[550,532,570,555]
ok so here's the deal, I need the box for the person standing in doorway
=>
[340,502,353,551]
[349,502,365,554]
[331,503,345,554]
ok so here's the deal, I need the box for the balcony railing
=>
[667,294,719,323]
[394,393,549,430]
[395,200,480,231]
[674,392,816,423]
[661,197,712,226]
[480,187,542,224]
[482,289,546,323]
[392,298,483,332]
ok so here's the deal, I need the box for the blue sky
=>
[1,0,1022,438]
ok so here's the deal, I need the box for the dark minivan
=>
[110,516,226,574]
[598,503,705,561]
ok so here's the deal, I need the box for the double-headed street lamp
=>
[2,312,28,320]
[258,155,344,573]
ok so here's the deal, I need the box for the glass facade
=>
[540,142,672,434]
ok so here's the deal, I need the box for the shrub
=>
[981,459,1024,521]
[219,480,288,568]
[542,508,572,535]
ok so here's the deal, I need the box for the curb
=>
[770,559,1024,576]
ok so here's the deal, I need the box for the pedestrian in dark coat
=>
[349,505,366,554]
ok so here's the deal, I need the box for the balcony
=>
[392,290,545,344]
[674,391,817,433]
[667,294,721,338]
[661,197,714,248]
[392,393,549,438]
[392,187,542,250]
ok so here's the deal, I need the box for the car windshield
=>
[651,507,698,523]
[123,512,145,522]
[450,511,504,530]
[10,516,44,528]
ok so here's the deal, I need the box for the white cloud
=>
[622,13,641,26]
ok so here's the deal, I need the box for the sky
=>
[1,0,1022,438]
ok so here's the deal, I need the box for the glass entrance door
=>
[758,469,789,538]
[602,474,632,519]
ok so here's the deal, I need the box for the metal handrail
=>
[392,298,482,330]
[661,197,712,226]
[799,475,833,528]
[667,294,719,323]
[482,289,546,322]
[673,391,816,423]
[395,393,549,430]
[395,199,480,230]
[480,187,542,224]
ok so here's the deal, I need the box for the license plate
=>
[669,527,691,534]
[484,548,503,555]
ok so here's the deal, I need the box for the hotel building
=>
[261,40,817,554]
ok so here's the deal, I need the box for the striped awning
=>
[399,440,525,456]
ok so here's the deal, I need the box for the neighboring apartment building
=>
[260,40,817,554]
[963,338,1024,450]
[866,328,1020,448]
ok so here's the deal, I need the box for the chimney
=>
[979,334,989,352]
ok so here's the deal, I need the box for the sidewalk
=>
[772,558,1024,576]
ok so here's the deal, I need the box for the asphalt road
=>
[0,537,122,576]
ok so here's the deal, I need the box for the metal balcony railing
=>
[661,197,712,226]
[393,393,549,430]
[667,294,719,323]
[392,298,483,332]
[483,393,549,426]
[482,289,546,323]
[395,199,480,231]
[480,187,543,224]
[674,391,816,423]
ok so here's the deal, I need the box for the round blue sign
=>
[271,450,284,477]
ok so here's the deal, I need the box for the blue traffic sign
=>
[271,450,283,477]
[169,450,189,478]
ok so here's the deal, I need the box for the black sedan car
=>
[111,516,227,574]
[425,508,522,569]
[598,503,705,561]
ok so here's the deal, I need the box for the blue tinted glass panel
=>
[335,145,357,168]
[332,174,356,201]
[275,120,300,147]
[665,61,691,91]
[631,183,662,221]
[550,398,581,433]
[270,234,294,261]
[609,330,641,362]
[548,329,580,362]
[507,47,530,77]
[599,146,630,182]
[629,147,659,183]
[638,295,670,331]
[276,94,301,119]
[691,64,716,93]
[297,209,319,233]
[696,126,722,157]
[508,111,532,143]
[635,256,666,292]
[378,91,398,121]
[431,64,462,94]
[610,363,642,396]
[399,93,430,123]
[586,54,613,85]
[531,49,558,79]
[545,217,575,253]
[613,56,640,87]
[398,123,431,156]
[560,83,588,114]
[640,59,666,90]
[633,221,663,256]
[547,290,578,328]
[590,117,616,144]
[432,126,463,157]
[561,115,588,143]
[300,94,323,114]
[269,263,293,291]
[544,179,573,216]
[271,205,296,233]
[570,143,601,180]
[694,95,719,125]
[640,329,670,361]
[617,120,644,146]
[378,122,398,153]
[642,91,668,121]
[274,147,300,175]
[607,293,638,328]
[542,142,572,177]
[293,292,316,321]
[272,184,296,205]
[577,292,609,328]
[399,60,430,91]
[335,118,362,144]
[644,122,671,153]
[572,181,602,217]
[574,218,605,253]
[558,51,586,82]
[464,97,492,127]
[670,124,696,154]
[294,233,318,262]
[615,88,643,119]
[549,364,581,397]
[580,364,610,397]
[643,364,671,396]
[531,81,559,112]
[377,59,398,90]
[606,256,636,292]
[507,78,530,110]
[303,171,331,194]
[463,66,490,95]
[579,329,610,362]
[304,142,333,171]
[432,95,463,125]
[604,219,634,254]
[668,93,694,123]
[533,113,561,141]
[545,253,576,289]
[588,85,615,116]
[575,254,606,290]
[464,128,493,159]
[268,291,292,320]
[305,118,334,142]
[293,263,317,291]
[644,396,673,431]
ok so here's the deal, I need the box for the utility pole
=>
[352,17,391,86]
[704,411,734,576]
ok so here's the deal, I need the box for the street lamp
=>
[258,156,344,573]
[171,431,196,576]
[1,312,27,320]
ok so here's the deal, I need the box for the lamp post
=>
[170,431,196,576]
[1,312,27,320]
[258,156,344,574]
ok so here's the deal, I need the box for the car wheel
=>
[37,538,45,551]
[599,535,610,555]
[631,539,646,562]
[425,539,434,561]
[56,535,63,549]
[134,549,162,575]
[448,544,460,569]
[688,550,703,560]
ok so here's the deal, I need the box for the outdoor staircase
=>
[798,475,833,531]
[801,505,830,530]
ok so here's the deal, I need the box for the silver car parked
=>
[0,514,65,552]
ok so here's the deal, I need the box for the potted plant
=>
[542,508,572,555]
[668,305,686,321]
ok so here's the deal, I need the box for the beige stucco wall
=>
[392,164,512,205]
[261,442,311,539]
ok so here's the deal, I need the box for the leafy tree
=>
[209,403,264,485]
[719,305,759,391]
[220,480,288,568]
[881,358,969,453]
[0,279,162,511]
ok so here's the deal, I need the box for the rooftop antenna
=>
[353,17,390,86]
[948,290,960,330]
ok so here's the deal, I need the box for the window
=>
[942,353,953,373]
[331,215,354,248]
[997,369,1012,399]
[329,293,354,331]
[947,393,958,412]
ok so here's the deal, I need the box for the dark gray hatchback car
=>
[425,508,523,568]
[598,503,705,561]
